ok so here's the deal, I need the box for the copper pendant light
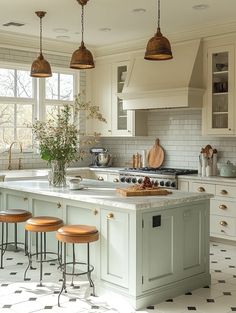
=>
[31,11,52,78]
[145,0,173,61]
[70,0,95,69]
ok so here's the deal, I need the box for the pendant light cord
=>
[81,4,84,44]
[40,16,43,55]
[157,0,160,29]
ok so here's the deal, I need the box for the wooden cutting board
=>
[147,138,164,168]
[116,188,172,197]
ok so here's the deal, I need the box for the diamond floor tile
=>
[0,242,236,312]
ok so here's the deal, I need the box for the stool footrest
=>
[59,261,94,276]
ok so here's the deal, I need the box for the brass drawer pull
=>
[198,187,205,192]
[93,209,98,215]
[113,178,119,183]
[220,221,228,227]
[219,204,227,210]
[23,197,28,201]
[107,213,114,219]
[57,202,62,208]
[98,176,104,181]
[221,190,228,195]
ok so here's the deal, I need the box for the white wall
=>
[100,109,236,170]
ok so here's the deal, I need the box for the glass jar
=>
[51,160,67,187]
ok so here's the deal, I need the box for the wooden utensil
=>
[147,138,164,168]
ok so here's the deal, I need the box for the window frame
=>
[0,62,78,152]
[0,61,36,152]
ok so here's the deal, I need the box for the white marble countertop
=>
[0,167,123,181]
[0,179,212,211]
[179,174,236,184]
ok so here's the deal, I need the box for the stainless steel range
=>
[119,167,198,189]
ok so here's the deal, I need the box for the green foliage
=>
[32,93,106,165]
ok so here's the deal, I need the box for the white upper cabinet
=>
[86,57,147,137]
[86,61,112,136]
[203,44,235,135]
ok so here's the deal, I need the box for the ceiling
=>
[1,0,236,48]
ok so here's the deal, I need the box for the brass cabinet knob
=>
[113,178,119,183]
[219,204,227,210]
[221,190,228,195]
[57,202,62,208]
[93,209,98,215]
[23,197,28,201]
[220,220,228,227]
[107,213,114,219]
[98,176,104,181]
[197,187,205,192]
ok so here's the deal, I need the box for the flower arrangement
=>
[32,92,106,186]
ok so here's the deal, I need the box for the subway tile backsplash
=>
[100,109,236,171]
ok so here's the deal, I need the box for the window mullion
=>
[58,73,60,101]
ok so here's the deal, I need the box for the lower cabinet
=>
[64,201,100,277]
[142,203,207,291]
[100,209,129,288]
[31,195,64,254]
[3,190,29,245]
[142,209,180,291]
[179,178,236,241]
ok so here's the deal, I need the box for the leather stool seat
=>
[56,225,99,243]
[24,216,64,286]
[0,209,32,223]
[56,224,99,306]
[0,209,32,269]
[25,216,63,232]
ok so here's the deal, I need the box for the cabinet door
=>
[182,205,207,277]
[101,209,129,288]
[111,61,134,136]
[65,201,100,277]
[142,209,180,291]
[31,196,63,254]
[3,191,29,245]
[86,61,112,136]
[205,45,234,135]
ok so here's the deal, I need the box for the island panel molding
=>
[0,180,211,309]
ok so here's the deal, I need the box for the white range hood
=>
[120,39,205,110]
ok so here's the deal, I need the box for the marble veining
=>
[0,179,212,211]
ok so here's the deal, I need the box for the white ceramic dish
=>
[69,184,85,190]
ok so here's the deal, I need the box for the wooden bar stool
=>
[24,216,63,286]
[0,209,32,269]
[56,225,99,306]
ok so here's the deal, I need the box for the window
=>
[45,72,75,121]
[0,67,35,150]
[0,65,77,151]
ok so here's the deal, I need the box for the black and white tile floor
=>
[0,242,236,313]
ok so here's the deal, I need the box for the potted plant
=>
[32,93,106,187]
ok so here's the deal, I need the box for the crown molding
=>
[0,29,80,56]
[1,19,236,58]
[93,19,236,58]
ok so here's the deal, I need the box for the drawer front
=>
[216,185,236,198]
[192,182,215,195]
[211,199,236,217]
[210,215,236,237]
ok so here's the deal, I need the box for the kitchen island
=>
[0,180,211,309]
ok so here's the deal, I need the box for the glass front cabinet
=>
[206,45,234,135]
[112,61,133,136]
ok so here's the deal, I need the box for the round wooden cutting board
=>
[147,139,164,168]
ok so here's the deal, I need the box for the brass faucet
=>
[8,141,23,170]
